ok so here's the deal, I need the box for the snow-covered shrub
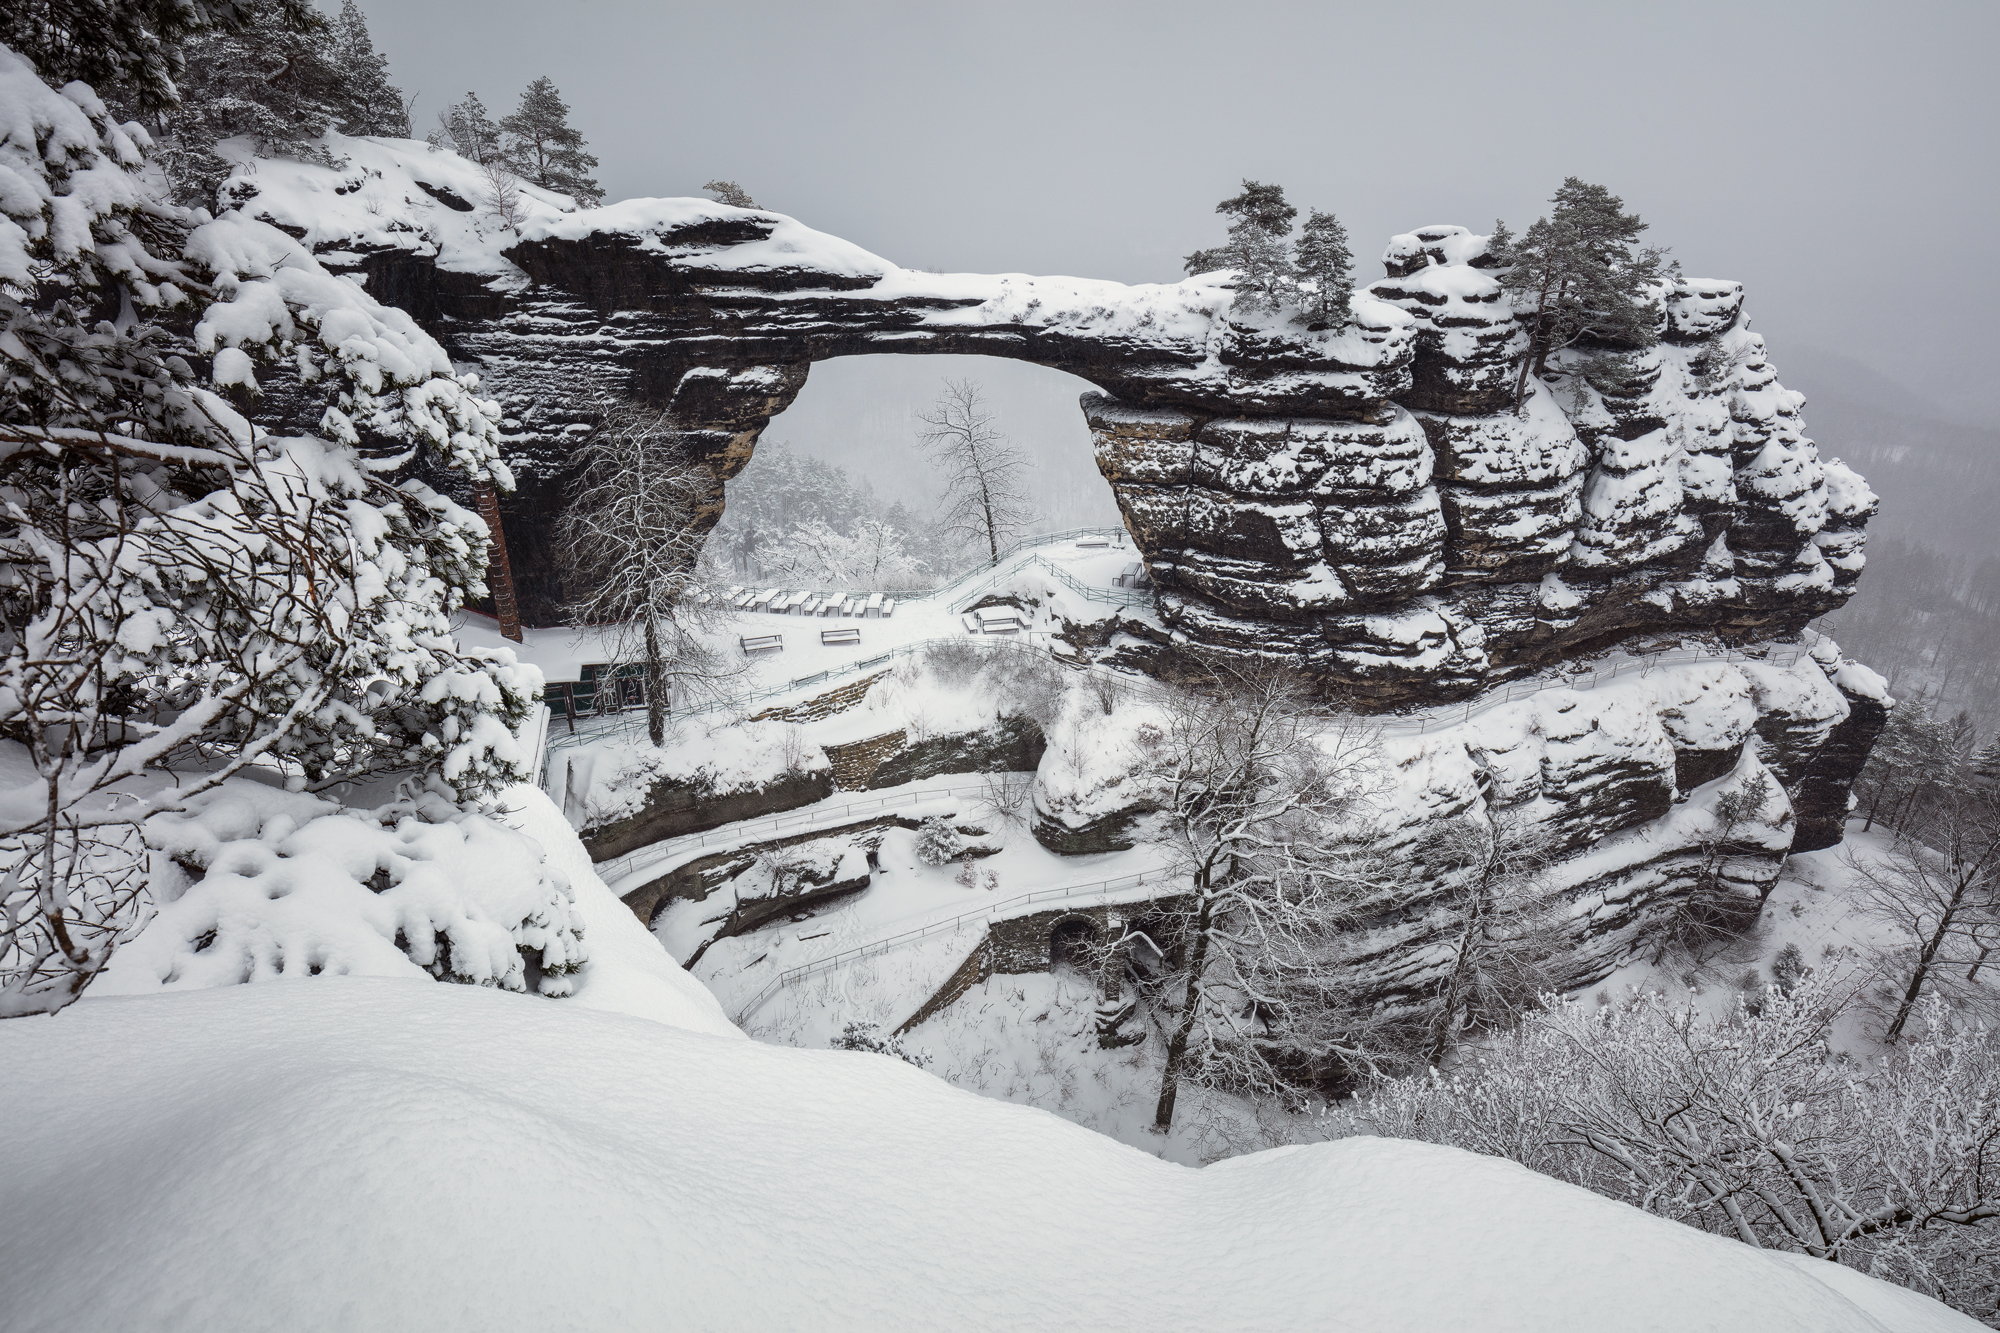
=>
[830,1020,930,1068]
[921,636,985,684]
[0,44,536,1015]
[914,817,964,867]
[1338,976,2000,1322]
[105,780,585,997]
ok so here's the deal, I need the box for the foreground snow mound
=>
[1,982,1970,1332]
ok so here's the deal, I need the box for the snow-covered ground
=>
[4,973,1976,1331]
[456,532,1151,727]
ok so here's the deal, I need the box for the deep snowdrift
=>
[1,981,1972,1332]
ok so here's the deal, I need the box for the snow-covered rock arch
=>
[469,204,1875,705]
[214,140,1875,703]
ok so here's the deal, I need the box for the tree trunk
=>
[1884,878,1970,1042]
[1153,895,1214,1132]
[472,481,523,643]
[644,616,668,748]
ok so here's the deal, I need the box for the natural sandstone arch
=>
[463,205,1874,702]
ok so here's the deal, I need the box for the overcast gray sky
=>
[372,0,1996,421]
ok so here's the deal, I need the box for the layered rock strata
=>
[220,144,1877,703]
[1030,636,1889,1002]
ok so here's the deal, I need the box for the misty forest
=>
[1,2,1995,1331]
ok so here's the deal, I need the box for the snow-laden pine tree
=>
[1212,180,1298,314]
[500,76,601,206]
[914,817,964,867]
[118,1,408,206]
[1293,208,1354,329]
[145,2,350,204]
[1500,177,1668,407]
[328,0,407,136]
[704,179,757,208]
[0,40,537,1015]
[2,0,318,118]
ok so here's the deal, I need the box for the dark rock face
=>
[867,718,1045,789]
[579,767,833,863]
[1790,690,1890,852]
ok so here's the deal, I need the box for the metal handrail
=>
[595,780,1004,885]
[732,868,1166,1023]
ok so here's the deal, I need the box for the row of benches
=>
[730,587,898,619]
[741,626,864,655]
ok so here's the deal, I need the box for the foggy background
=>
[367,0,1998,718]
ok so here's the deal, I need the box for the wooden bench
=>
[1076,535,1110,548]
[740,634,784,655]
[879,597,896,618]
[820,627,861,646]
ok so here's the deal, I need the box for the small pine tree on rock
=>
[1483,218,1514,266]
[1293,208,1354,328]
[1184,180,1299,314]
[500,76,601,206]
[1969,735,2000,785]
[430,91,501,165]
[1501,177,1668,408]
[704,179,758,208]
[915,816,965,867]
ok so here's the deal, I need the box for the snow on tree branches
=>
[1499,177,1669,409]
[916,379,1035,566]
[0,41,539,1015]
[554,403,737,747]
[704,179,757,209]
[1184,181,1355,326]
[140,1,407,206]
[1345,974,2000,1319]
[1,0,320,118]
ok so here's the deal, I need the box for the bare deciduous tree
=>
[1848,784,2000,1041]
[554,405,738,746]
[915,379,1036,566]
[480,157,526,236]
[1416,807,1563,1066]
[1130,658,1388,1131]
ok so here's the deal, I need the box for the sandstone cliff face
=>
[1029,638,1882,1002]
[221,144,1877,707]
